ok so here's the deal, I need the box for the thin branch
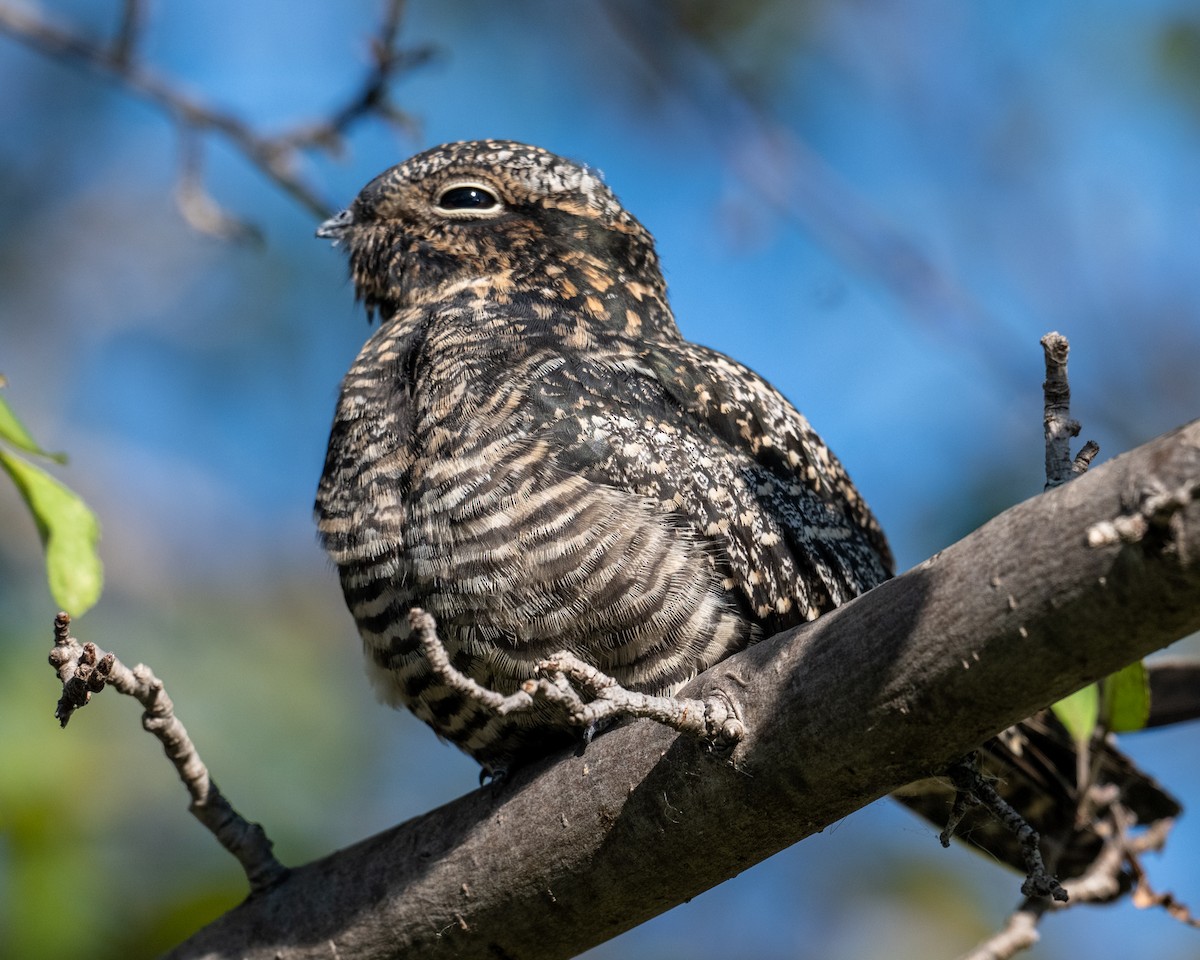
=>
[941,331,1105,912]
[48,612,288,894]
[273,0,430,156]
[957,331,1190,959]
[1128,817,1200,928]
[959,905,1044,960]
[960,787,1187,959]
[1041,332,1097,489]
[0,0,429,228]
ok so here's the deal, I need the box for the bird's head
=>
[317,140,673,334]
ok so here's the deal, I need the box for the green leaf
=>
[1052,683,1099,747]
[1101,661,1151,732]
[0,449,103,616]
[0,392,67,463]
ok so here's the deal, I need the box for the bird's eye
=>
[434,182,502,216]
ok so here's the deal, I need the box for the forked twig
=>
[955,332,1193,958]
[48,612,288,893]
[1041,331,1098,489]
[0,0,430,232]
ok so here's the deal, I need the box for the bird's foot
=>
[941,752,1069,902]
[409,608,745,753]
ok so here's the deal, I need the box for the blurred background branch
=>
[0,0,431,232]
[600,1,1001,351]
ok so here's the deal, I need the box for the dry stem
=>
[48,612,288,893]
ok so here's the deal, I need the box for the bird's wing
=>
[524,335,893,638]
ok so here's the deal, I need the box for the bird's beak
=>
[317,208,355,242]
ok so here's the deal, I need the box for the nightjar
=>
[315,139,890,773]
[316,140,1176,881]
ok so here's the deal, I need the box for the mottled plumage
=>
[316,140,889,774]
[316,140,1176,882]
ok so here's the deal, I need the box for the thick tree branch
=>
[166,418,1200,960]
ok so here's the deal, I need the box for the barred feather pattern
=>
[317,140,891,773]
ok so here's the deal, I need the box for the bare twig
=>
[952,332,1197,958]
[959,787,1186,959]
[273,0,428,156]
[1040,330,1098,798]
[959,905,1044,960]
[943,333,1099,911]
[410,608,745,750]
[1128,817,1200,928]
[1041,332,1098,489]
[0,0,429,231]
[48,612,288,893]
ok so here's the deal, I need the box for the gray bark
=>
[166,419,1200,960]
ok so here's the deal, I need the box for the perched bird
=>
[316,140,1176,882]
[315,139,891,774]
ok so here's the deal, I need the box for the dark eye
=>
[435,183,501,214]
